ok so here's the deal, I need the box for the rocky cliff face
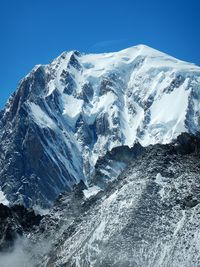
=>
[34,134,200,267]
[0,45,200,209]
[2,133,199,267]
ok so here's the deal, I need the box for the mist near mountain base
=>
[0,236,50,267]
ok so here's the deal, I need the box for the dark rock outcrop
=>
[0,204,42,252]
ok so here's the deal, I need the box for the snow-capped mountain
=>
[0,44,200,207]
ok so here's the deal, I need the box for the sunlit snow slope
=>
[0,44,200,207]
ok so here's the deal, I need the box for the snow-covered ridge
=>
[34,44,200,160]
[1,44,200,207]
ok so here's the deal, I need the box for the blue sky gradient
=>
[0,0,200,108]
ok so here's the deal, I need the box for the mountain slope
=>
[36,134,200,267]
[0,45,200,207]
[7,133,200,267]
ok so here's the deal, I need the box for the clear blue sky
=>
[0,0,199,109]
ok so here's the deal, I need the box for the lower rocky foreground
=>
[1,133,200,267]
